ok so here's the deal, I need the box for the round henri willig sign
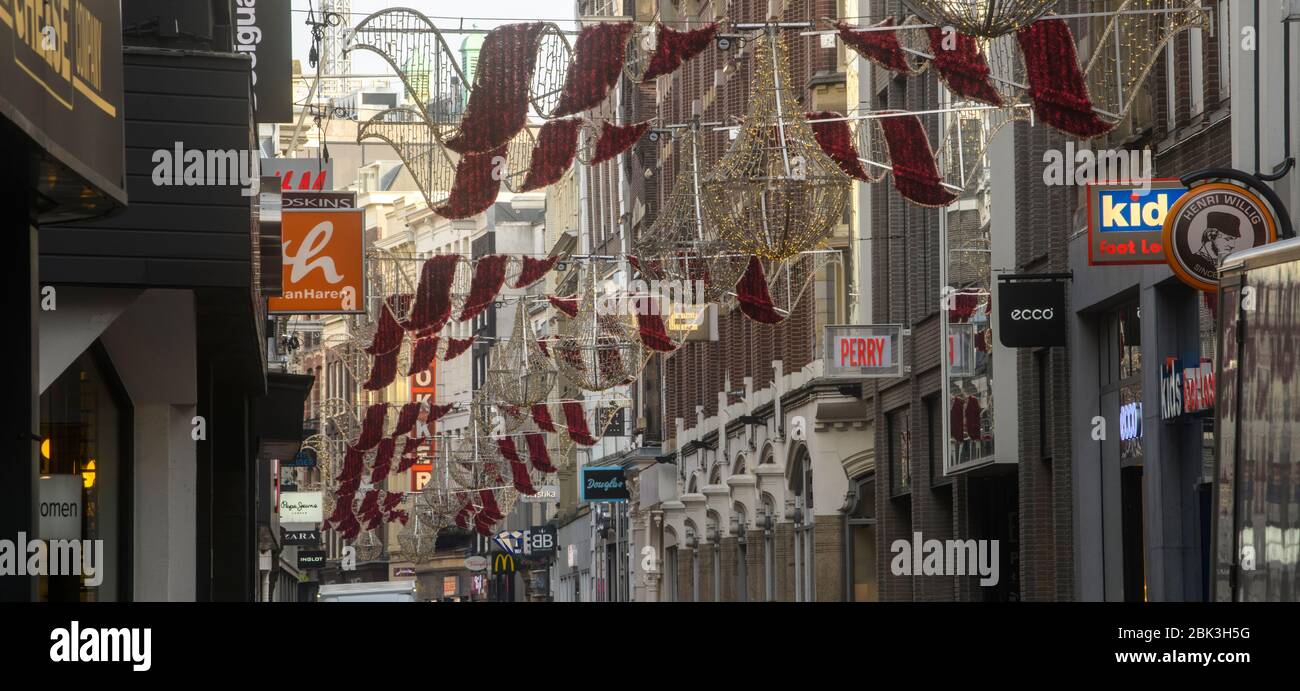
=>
[1161,183,1277,292]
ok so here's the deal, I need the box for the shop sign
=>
[1119,402,1143,441]
[0,0,126,206]
[823,324,905,378]
[997,276,1068,347]
[267,209,365,314]
[409,365,436,491]
[261,158,332,191]
[279,491,323,523]
[1160,357,1215,420]
[491,553,517,575]
[580,466,629,503]
[235,0,292,123]
[283,191,356,210]
[1162,183,1279,292]
[526,525,557,557]
[392,566,416,579]
[297,550,326,569]
[280,528,319,546]
[38,475,83,541]
[521,485,559,503]
[1088,180,1187,265]
[464,555,488,572]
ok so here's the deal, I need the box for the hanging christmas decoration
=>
[434,144,510,219]
[551,267,646,391]
[922,27,1003,106]
[482,301,557,408]
[834,18,924,74]
[899,0,1061,38]
[806,112,878,182]
[345,9,470,141]
[548,294,579,317]
[702,31,850,262]
[639,22,719,81]
[458,254,511,321]
[520,118,583,192]
[583,120,653,166]
[1015,18,1111,139]
[554,22,635,117]
[511,256,560,289]
[634,126,749,306]
[443,22,545,154]
[878,112,960,207]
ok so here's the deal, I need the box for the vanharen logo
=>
[1010,308,1054,321]
[50,621,152,672]
[284,220,345,284]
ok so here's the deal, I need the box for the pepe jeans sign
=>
[580,466,629,503]
[1160,357,1215,420]
[278,491,323,523]
[997,277,1068,348]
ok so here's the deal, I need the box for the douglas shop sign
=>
[580,466,629,503]
[1087,180,1187,266]
[997,275,1069,347]
[1160,357,1215,420]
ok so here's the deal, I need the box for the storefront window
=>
[942,104,997,474]
[38,347,126,602]
[847,476,878,602]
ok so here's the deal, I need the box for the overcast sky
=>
[290,0,580,76]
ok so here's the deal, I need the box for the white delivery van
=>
[316,581,418,602]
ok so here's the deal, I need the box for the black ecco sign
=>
[997,275,1069,348]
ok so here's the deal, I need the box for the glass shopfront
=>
[38,344,130,601]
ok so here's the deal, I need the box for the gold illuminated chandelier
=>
[899,0,1061,38]
[702,30,849,262]
[482,301,557,408]
[636,125,749,304]
[551,266,646,392]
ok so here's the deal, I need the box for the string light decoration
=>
[482,301,557,408]
[551,266,647,392]
[347,528,384,562]
[396,512,440,563]
[702,31,850,262]
[635,126,749,305]
[899,0,1061,38]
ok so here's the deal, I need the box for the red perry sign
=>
[823,325,905,379]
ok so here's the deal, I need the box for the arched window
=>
[733,503,748,602]
[791,445,815,601]
[733,452,747,476]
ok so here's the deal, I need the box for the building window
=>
[888,409,911,495]
[846,475,878,602]
[792,446,816,601]
[38,345,130,602]
[1217,0,1231,102]
[665,545,678,602]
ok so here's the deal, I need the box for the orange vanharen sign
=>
[268,209,365,314]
